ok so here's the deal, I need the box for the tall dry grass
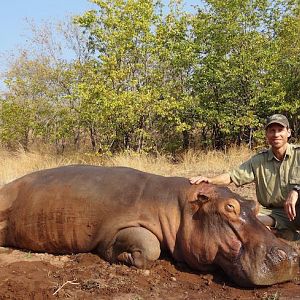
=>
[0,149,66,185]
[0,146,254,185]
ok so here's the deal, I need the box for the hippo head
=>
[181,183,299,287]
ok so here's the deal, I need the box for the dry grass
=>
[0,148,68,185]
[0,146,254,185]
[173,146,253,177]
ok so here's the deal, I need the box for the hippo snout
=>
[243,244,299,287]
[217,242,299,287]
[267,246,298,266]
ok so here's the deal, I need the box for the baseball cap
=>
[265,114,289,128]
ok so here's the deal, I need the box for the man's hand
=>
[189,173,231,186]
[189,176,210,185]
[284,190,299,221]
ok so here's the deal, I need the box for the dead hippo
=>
[0,165,298,287]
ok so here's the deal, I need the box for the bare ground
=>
[0,184,299,300]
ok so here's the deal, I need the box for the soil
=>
[0,184,299,300]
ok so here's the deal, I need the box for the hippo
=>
[0,165,298,287]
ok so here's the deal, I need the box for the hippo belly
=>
[6,193,103,253]
[0,165,163,256]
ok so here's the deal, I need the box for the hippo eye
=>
[225,203,235,212]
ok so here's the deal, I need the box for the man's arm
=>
[284,188,299,221]
[189,172,232,186]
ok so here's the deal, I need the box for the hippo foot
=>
[117,250,146,268]
[107,227,161,268]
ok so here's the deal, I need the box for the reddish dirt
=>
[0,184,299,300]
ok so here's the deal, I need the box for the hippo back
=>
[1,165,184,254]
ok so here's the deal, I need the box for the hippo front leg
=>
[108,227,161,268]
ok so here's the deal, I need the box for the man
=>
[190,114,300,240]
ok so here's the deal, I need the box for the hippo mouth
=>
[215,221,299,287]
[229,238,242,258]
[243,245,298,286]
[214,223,244,273]
[226,222,243,258]
[217,240,299,287]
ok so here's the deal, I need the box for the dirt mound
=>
[0,247,299,300]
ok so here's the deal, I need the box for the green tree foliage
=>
[74,0,160,152]
[0,0,299,154]
[192,0,281,148]
[271,1,300,136]
[74,0,196,153]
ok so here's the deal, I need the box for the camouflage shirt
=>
[229,144,300,208]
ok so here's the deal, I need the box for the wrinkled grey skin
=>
[0,165,298,287]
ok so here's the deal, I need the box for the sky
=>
[0,0,199,57]
[0,0,97,57]
[0,0,200,91]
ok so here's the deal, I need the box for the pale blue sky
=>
[0,0,97,55]
[0,0,200,56]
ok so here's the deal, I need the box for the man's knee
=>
[257,214,276,227]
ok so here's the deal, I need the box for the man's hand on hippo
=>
[189,173,232,186]
[284,190,299,221]
[189,176,210,184]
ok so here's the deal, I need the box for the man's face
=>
[266,123,291,149]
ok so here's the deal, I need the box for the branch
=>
[53,280,80,296]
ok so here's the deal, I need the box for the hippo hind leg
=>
[107,227,161,268]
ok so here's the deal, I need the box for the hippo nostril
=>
[267,247,289,264]
[277,249,287,260]
[269,247,299,265]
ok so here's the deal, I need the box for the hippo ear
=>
[189,190,211,213]
[196,193,210,204]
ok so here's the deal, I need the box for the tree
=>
[271,1,300,137]
[1,0,299,154]
[0,20,93,153]
[192,0,282,149]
